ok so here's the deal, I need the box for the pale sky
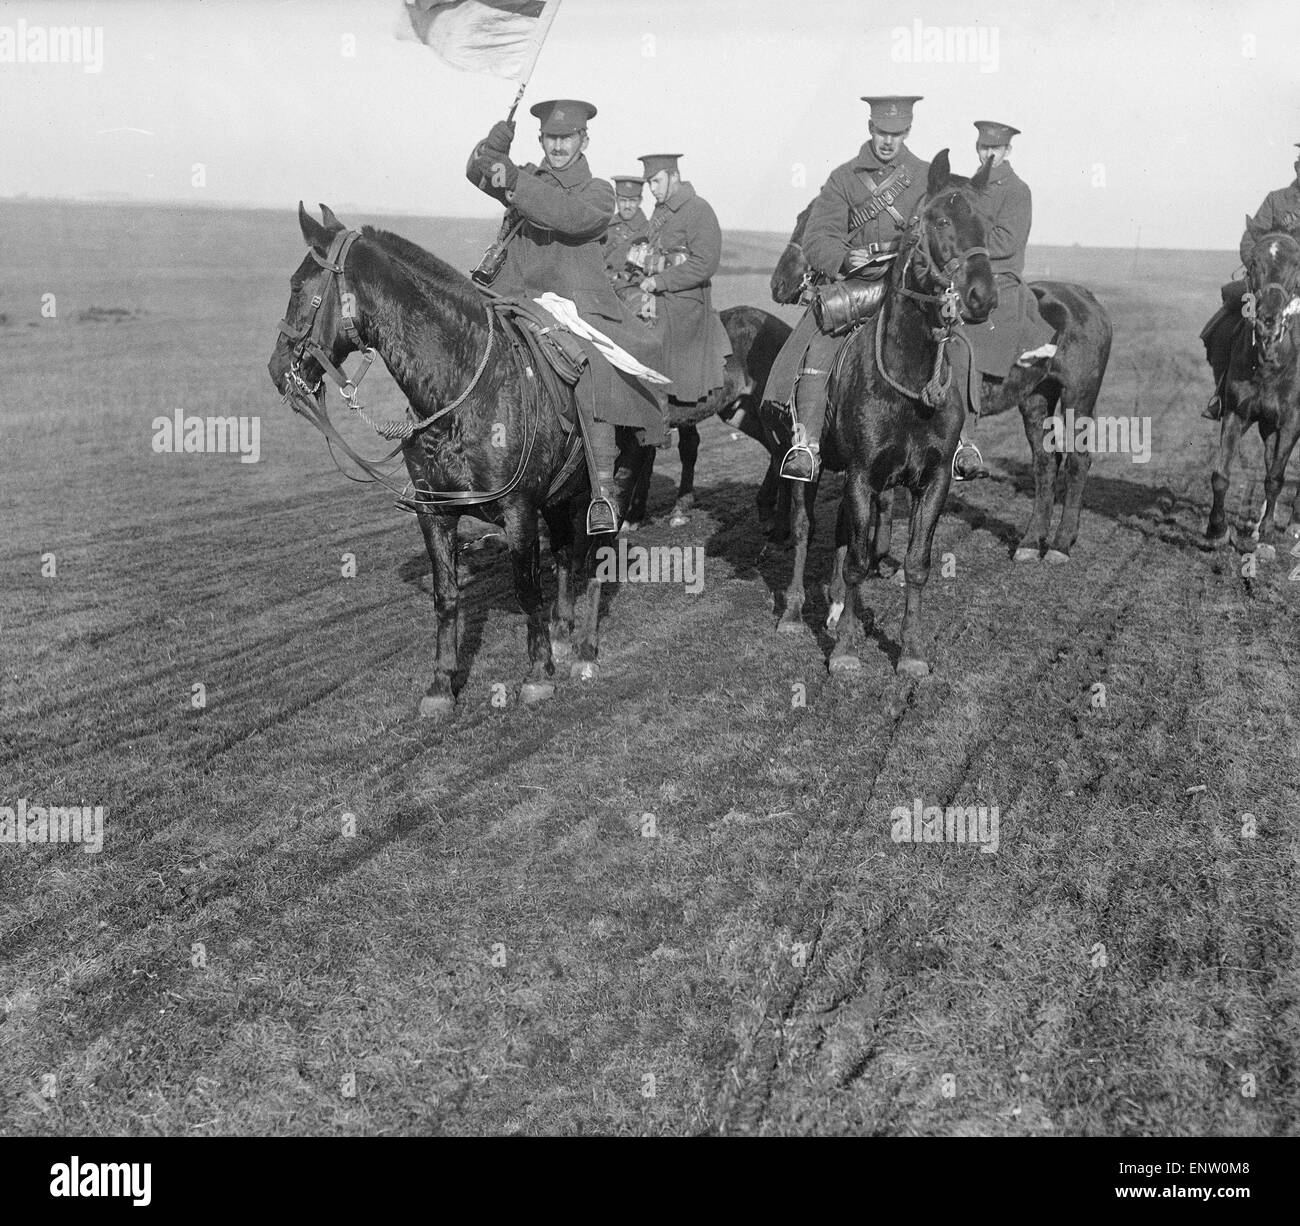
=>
[2,0,1298,248]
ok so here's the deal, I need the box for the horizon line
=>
[0,193,1238,255]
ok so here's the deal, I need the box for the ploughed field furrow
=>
[1,503,852,1125]
[1,521,522,773]
[707,509,1151,1134]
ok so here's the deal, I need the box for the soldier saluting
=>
[635,153,732,412]
[776,96,930,481]
[466,99,666,534]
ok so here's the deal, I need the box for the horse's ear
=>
[319,203,343,231]
[970,157,992,191]
[1245,213,1264,240]
[926,149,952,196]
[299,201,331,252]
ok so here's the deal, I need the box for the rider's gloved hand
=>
[842,248,874,275]
[472,151,519,192]
[483,119,516,156]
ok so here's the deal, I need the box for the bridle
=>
[278,229,374,410]
[1244,270,1300,359]
[275,228,556,512]
[897,206,989,326]
[873,202,990,405]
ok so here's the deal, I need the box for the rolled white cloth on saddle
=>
[532,292,673,386]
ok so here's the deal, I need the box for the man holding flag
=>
[401,1,667,534]
[466,102,668,533]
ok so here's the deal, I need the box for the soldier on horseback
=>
[466,99,667,534]
[953,120,1057,479]
[633,153,732,414]
[1201,144,1300,421]
[772,95,930,482]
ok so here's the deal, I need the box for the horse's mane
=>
[361,226,484,312]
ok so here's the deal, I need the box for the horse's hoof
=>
[1206,530,1230,546]
[776,615,806,635]
[550,639,574,665]
[892,569,906,587]
[1287,522,1300,540]
[669,512,690,528]
[570,660,599,682]
[825,600,845,631]
[620,520,642,535]
[520,681,556,705]
[829,653,862,676]
[1044,548,1071,565]
[1256,543,1277,563]
[419,694,456,720]
[897,656,930,679]
[1013,546,1040,564]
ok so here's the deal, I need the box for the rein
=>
[277,229,557,511]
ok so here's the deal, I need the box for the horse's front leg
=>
[570,509,605,682]
[1255,419,1300,558]
[896,470,949,678]
[1015,392,1056,562]
[543,499,576,666]
[867,488,900,576]
[1207,408,1246,544]
[417,510,461,720]
[504,502,556,705]
[828,470,873,674]
[777,476,817,632]
[670,421,701,526]
[826,494,850,631]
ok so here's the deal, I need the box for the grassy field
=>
[1,201,1297,1136]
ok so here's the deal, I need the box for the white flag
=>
[397,0,560,82]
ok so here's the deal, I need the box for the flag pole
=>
[505,0,563,121]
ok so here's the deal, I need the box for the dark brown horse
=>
[269,205,638,718]
[621,306,791,529]
[772,188,1113,565]
[762,151,998,678]
[1206,225,1300,557]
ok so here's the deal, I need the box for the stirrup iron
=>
[586,495,618,535]
[780,444,817,483]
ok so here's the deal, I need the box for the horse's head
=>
[1245,225,1300,367]
[268,202,362,401]
[770,200,814,305]
[900,150,997,325]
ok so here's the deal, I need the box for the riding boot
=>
[584,417,621,535]
[780,338,837,481]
